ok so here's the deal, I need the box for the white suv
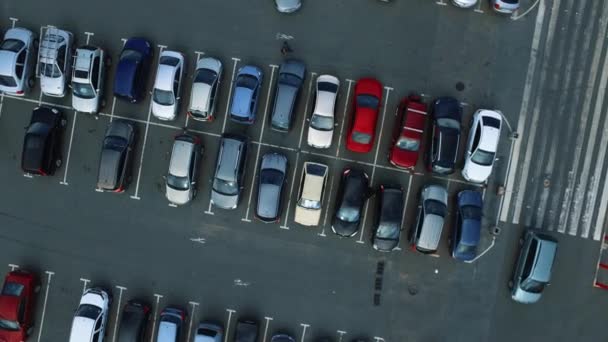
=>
[71,46,107,114]
[38,27,73,97]
[152,50,185,121]
[462,109,502,183]
[69,288,111,342]
[0,27,36,96]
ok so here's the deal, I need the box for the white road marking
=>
[23,173,33,179]
[84,32,94,45]
[109,97,117,122]
[36,271,54,342]
[337,330,347,342]
[8,264,18,271]
[262,316,273,342]
[168,203,177,208]
[222,58,240,133]
[335,79,354,157]
[224,309,236,342]
[60,111,78,186]
[79,278,90,294]
[111,286,127,342]
[190,237,206,244]
[149,294,163,342]
[9,17,18,28]
[436,0,447,5]
[204,200,215,215]
[0,93,5,119]
[297,72,317,148]
[299,323,310,342]
[321,173,335,235]
[373,337,386,342]
[280,154,300,230]
[186,301,199,342]
[275,33,294,40]
[400,175,413,232]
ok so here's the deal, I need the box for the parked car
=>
[71,45,107,114]
[38,27,73,97]
[117,300,150,342]
[0,270,39,342]
[114,38,153,103]
[187,57,223,122]
[157,307,186,342]
[21,106,66,176]
[307,75,339,149]
[68,288,111,342]
[294,162,329,226]
[462,109,502,183]
[210,134,248,209]
[428,97,462,174]
[372,185,404,252]
[270,59,306,131]
[234,318,258,342]
[451,190,483,261]
[491,0,519,13]
[256,152,288,222]
[389,95,428,169]
[165,133,202,206]
[275,0,302,13]
[451,0,477,8]
[0,27,36,95]
[96,120,136,192]
[152,50,185,121]
[230,65,263,124]
[410,184,448,254]
[331,168,369,237]
[271,334,296,342]
[193,321,223,342]
[346,78,383,153]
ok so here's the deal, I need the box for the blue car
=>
[230,65,263,124]
[114,38,153,103]
[451,190,483,261]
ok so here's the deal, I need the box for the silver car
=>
[270,59,306,132]
[188,57,222,122]
[165,133,202,206]
[410,184,448,254]
[275,0,302,13]
[256,152,288,222]
[38,27,73,97]
[211,134,248,209]
[0,27,36,96]
[71,46,107,114]
[491,0,519,13]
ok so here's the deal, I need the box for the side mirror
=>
[176,97,181,100]
[162,175,167,180]
[335,123,339,127]
[191,181,196,185]
[306,118,310,122]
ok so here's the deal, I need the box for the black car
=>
[96,120,136,192]
[428,97,462,174]
[372,185,404,252]
[117,300,150,342]
[21,106,66,176]
[331,168,370,237]
[235,318,259,342]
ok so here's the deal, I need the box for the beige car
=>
[294,162,329,226]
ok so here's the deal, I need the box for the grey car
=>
[410,184,448,253]
[193,321,223,342]
[256,152,288,222]
[188,57,222,122]
[270,59,306,132]
[165,133,202,206]
[509,230,558,304]
[96,120,136,192]
[211,133,248,209]
[275,0,302,13]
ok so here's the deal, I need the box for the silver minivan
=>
[410,184,448,254]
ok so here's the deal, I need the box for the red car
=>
[346,78,383,153]
[0,271,38,342]
[389,95,428,169]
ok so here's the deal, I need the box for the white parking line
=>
[400,175,413,232]
[242,64,279,222]
[280,154,300,230]
[297,72,317,148]
[149,294,163,342]
[36,271,54,342]
[337,330,347,342]
[8,264,19,271]
[84,32,94,45]
[262,316,273,342]
[299,323,310,342]
[131,45,166,201]
[109,97,117,122]
[0,93,5,119]
[336,79,354,157]
[224,309,236,342]
[79,278,90,294]
[9,17,18,28]
[222,58,241,133]
[320,173,335,235]
[474,0,484,13]
[436,0,447,6]
[186,301,199,342]
[60,111,78,186]
[357,86,393,244]
[373,337,386,342]
[111,286,127,342]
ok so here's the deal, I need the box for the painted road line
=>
[436,0,447,6]
[373,337,386,342]
[60,111,78,186]
[262,316,273,342]
[320,173,335,235]
[8,264,19,271]
[474,0,484,13]
[357,86,393,244]
[186,301,199,342]
[9,17,18,28]
[299,323,310,342]
[80,278,90,294]
[500,0,547,223]
[224,309,236,342]
[84,31,94,45]
[149,294,163,342]
[0,93,5,119]
[204,200,215,215]
[400,175,413,242]
[111,286,127,342]
[337,330,347,342]
[109,97,117,122]
[36,271,54,342]
[336,79,354,157]
[280,154,300,230]
[297,72,317,148]
[222,58,240,133]
[242,64,279,222]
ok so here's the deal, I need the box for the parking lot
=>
[0,0,538,341]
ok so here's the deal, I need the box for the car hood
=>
[294,206,321,226]
[462,160,492,183]
[152,101,176,120]
[0,328,24,342]
[166,186,191,205]
[390,145,417,168]
[307,126,333,148]
[72,93,98,113]
[511,287,542,304]
[231,88,253,117]
[41,76,65,96]
[332,218,359,237]
[211,190,239,209]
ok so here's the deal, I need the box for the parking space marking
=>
[373,337,386,342]
[8,264,19,271]
[60,111,78,186]
[84,32,94,44]
[336,79,354,157]
[262,316,273,342]
[320,173,334,236]
[222,58,241,133]
[131,45,166,201]
[401,175,413,234]
[280,153,299,230]
[109,97,117,122]
[9,17,18,28]
[0,93,5,119]
[111,285,127,342]
[36,271,54,342]
[357,86,393,244]
[337,330,347,342]
[474,0,484,13]
[436,0,447,6]
[149,294,163,342]
[224,309,236,342]
[299,323,310,342]
[23,173,33,178]
[242,64,279,222]
[205,200,215,215]
[79,278,90,294]
[297,72,317,148]
[186,301,199,342]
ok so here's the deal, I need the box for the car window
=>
[210,80,217,102]
[356,94,379,109]
[432,127,439,160]
[310,114,333,131]
[56,46,66,71]
[260,169,283,186]
[189,150,196,179]
[471,122,482,151]
[456,213,462,242]
[18,298,26,323]
[351,131,372,144]
[396,137,419,151]
[76,304,102,320]
[173,67,180,95]
[92,56,100,89]
[194,69,217,85]
[415,208,423,240]
[94,316,102,331]
[0,39,24,52]
[0,75,17,87]
[2,282,24,296]
[15,63,24,78]
[521,239,538,279]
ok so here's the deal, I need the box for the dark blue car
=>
[113,38,153,103]
[452,190,483,261]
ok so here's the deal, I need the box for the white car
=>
[68,288,111,342]
[452,0,477,8]
[0,27,36,96]
[307,75,339,149]
[491,0,519,14]
[38,27,73,97]
[462,109,502,183]
[187,57,222,122]
[71,46,107,114]
[152,50,185,121]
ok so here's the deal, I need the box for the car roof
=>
[155,64,177,91]
[158,321,178,341]
[271,83,298,127]
[169,138,195,177]
[69,317,95,342]
[217,136,244,181]
[342,169,368,205]
[401,99,427,135]
[419,214,444,250]
[115,60,138,97]
[74,46,97,72]
[196,56,221,72]
[261,152,287,172]
[422,184,448,204]
[380,187,403,223]
[98,149,122,189]
[302,162,327,200]
[314,83,338,118]
[279,59,306,79]
[0,51,17,76]
[477,111,502,152]
[458,190,483,208]
[106,120,133,139]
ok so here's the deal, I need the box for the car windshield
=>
[425,199,446,217]
[298,198,321,210]
[461,205,482,220]
[2,282,24,296]
[280,73,301,87]
[337,206,360,223]
[376,224,399,239]
[356,94,379,109]
[236,75,258,89]
[40,62,62,78]
[76,304,102,320]
[0,319,19,331]
[213,178,238,195]
[167,174,189,191]
[521,278,546,293]
[471,149,495,166]
[153,89,175,106]
[120,49,142,61]
[351,131,372,144]
[317,82,338,93]
[310,114,334,131]
[0,39,24,52]
[261,169,283,186]
[72,82,96,99]
[194,69,217,85]
[396,137,420,151]
[0,74,17,87]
